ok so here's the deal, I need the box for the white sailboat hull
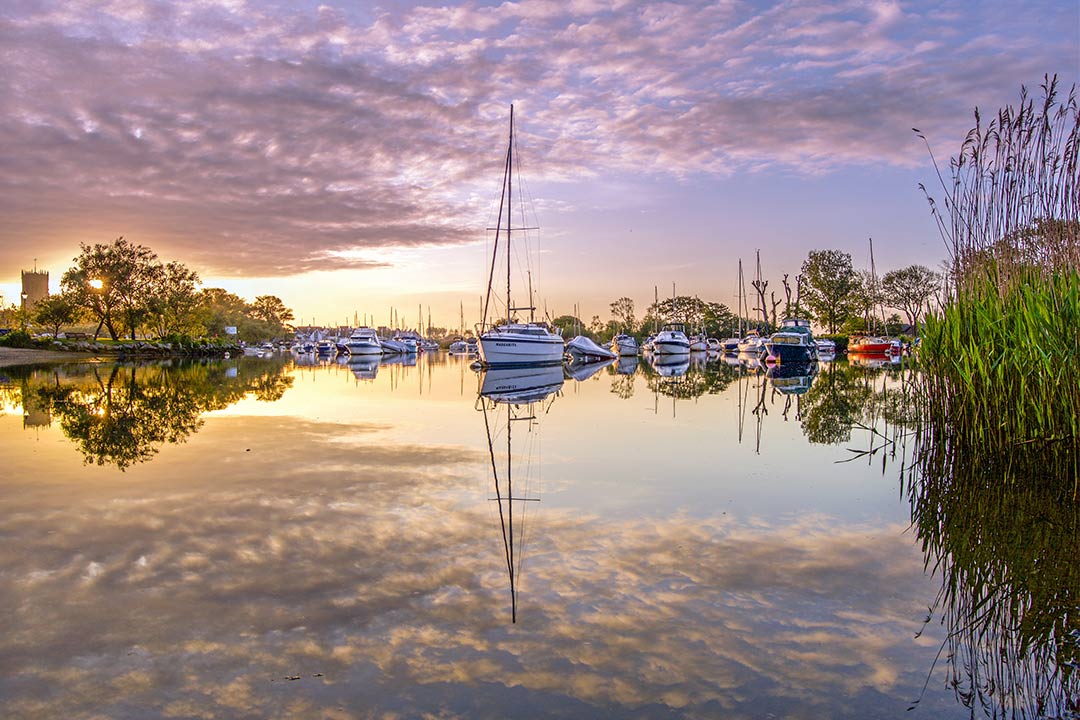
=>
[479,327,565,366]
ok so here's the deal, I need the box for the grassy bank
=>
[918,269,1079,465]
[916,76,1079,490]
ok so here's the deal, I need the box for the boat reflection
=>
[615,356,639,375]
[565,357,615,382]
[649,354,690,377]
[766,361,818,395]
[346,354,380,380]
[478,365,563,405]
[849,352,902,369]
[477,366,561,623]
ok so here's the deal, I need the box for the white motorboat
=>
[652,324,691,355]
[477,106,564,367]
[737,331,767,356]
[706,338,723,352]
[611,333,639,356]
[566,335,616,361]
[345,327,382,355]
[689,334,709,352]
[720,337,741,353]
[815,338,837,361]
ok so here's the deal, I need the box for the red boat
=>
[849,335,895,354]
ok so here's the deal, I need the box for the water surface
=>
[0,352,1027,718]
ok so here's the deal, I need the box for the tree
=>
[33,294,82,337]
[251,295,295,336]
[609,297,635,332]
[551,314,585,338]
[61,237,160,340]
[800,250,860,333]
[881,265,941,335]
[145,261,202,338]
[197,288,251,337]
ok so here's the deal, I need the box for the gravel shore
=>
[0,347,103,368]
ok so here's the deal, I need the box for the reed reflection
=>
[477,366,563,623]
[19,359,294,469]
[904,415,1080,718]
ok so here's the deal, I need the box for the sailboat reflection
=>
[477,366,562,623]
[479,365,564,404]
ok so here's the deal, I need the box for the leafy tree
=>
[653,295,708,328]
[33,294,83,337]
[551,314,585,338]
[197,288,252,337]
[61,236,161,340]
[609,297,635,332]
[881,264,941,335]
[145,261,202,338]
[801,250,860,333]
[251,295,295,336]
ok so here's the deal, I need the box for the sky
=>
[1,0,1077,331]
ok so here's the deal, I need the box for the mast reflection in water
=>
[477,365,563,622]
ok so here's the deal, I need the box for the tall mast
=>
[738,258,745,336]
[506,104,514,324]
[481,107,514,330]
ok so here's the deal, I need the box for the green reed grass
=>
[917,76,1079,493]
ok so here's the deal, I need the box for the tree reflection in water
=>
[26,359,294,469]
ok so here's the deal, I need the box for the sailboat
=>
[477,105,565,367]
[849,238,899,356]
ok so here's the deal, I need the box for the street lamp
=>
[20,292,28,331]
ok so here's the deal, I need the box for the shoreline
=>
[0,347,106,368]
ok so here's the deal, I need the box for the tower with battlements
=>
[21,268,49,308]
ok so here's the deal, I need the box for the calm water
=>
[0,352,1064,718]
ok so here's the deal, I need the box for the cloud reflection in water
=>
[0,415,946,718]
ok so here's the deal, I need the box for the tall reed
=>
[917,76,1080,490]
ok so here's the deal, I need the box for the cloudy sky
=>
[1,0,1077,328]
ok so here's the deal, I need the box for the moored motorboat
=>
[345,327,382,355]
[688,333,709,352]
[611,333,639,356]
[764,317,817,363]
[848,335,893,354]
[566,335,617,362]
[737,331,767,356]
[652,323,691,355]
